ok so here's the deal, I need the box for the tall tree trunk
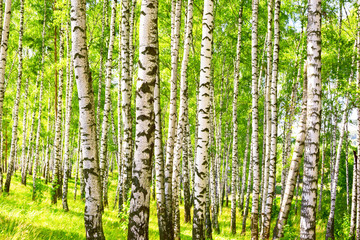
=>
[356,3,360,239]
[164,0,182,238]
[0,0,12,138]
[300,0,322,238]
[261,0,273,230]
[317,127,326,213]
[153,27,166,239]
[205,181,212,240]
[273,63,307,239]
[240,114,251,213]
[32,0,46,201]
[184,116,191,223]
[99,0,117,208]
[127,0,157,237]
[74,132,80,201]
[20,78,29,185]
[120,0,133,212]
[3,0,23,193]
[171,0,191,236]
[62,15,75,210]
[51,26,64,204]
[350,150,357,238]
[44,96,51,184]
[192,0,214,238]
[262,0,280,237]
[345,124,349,213]
[281,43,302,201]
[242,148,253,234]
[96,0,108,139]
[230,5,243,235]
[117,9,124,211]
[325,100,349,239]
[250,0,260,237]
[70,0,105,238]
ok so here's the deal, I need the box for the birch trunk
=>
[261,1,273,229]
[192,0,214,238]
[127,0,157,237]
[117,12,124,211]
[325,99,349,239]
[96,0,108,138]
[346,124,349,212]
[262,0,280,237]
[273,63,307,239]
[153,20,167,239]
[62,17,75,210]
[4,0,23,193]
[164,0,182,237]
[350,150,357,238]
[356,2,360,238]
[121,0,133,211]
[32,0,46,200]
[184,116,191,223]
[281,51,301,200]
[51,26,64,204]
[171,0,191,236]
[74,132,80,201]
[99,0,117,208]
[70,0,104,237]
[242,148,253,234]
[300,0,322,237]
[44,96,51,184]
[317,129,326,213]
[240,114,251,212]
[230,5,243,234]
[20,77,29,185]
[250,0,260,237]
[0,0,12,129]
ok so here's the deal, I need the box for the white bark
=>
[32,0,46,200]
[70,0,104,237]
[192,0,214,238]
[127,0,158,238]
[250,0,260,237]
[300,0,322,238]
[0,0,12,128]
[4,0,23,193]
[99,0,117,208]
[164,0,181,237]
[62,16,75,210]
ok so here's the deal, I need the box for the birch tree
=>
[0,0,12,129]
[250,0,260,237]
[3,0,23,193]
[51,26,64,204]
[33,0,46,200]
[164,0,182,237]
[171,0,192,237]
[62,16,75,210]
[262,0,280,237]
[71,0,105,238]
[273,63,307,239]
[127,0,158,238]
[300,0,322,238]
[121,0,133,211]
[99,0,117,208]
[230,4,243,234]
[192,0,214,238]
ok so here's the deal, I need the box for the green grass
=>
[0,171,326,239]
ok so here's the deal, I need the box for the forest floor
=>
[0,171,326,239]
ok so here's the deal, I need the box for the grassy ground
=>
[0,171,325,239]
